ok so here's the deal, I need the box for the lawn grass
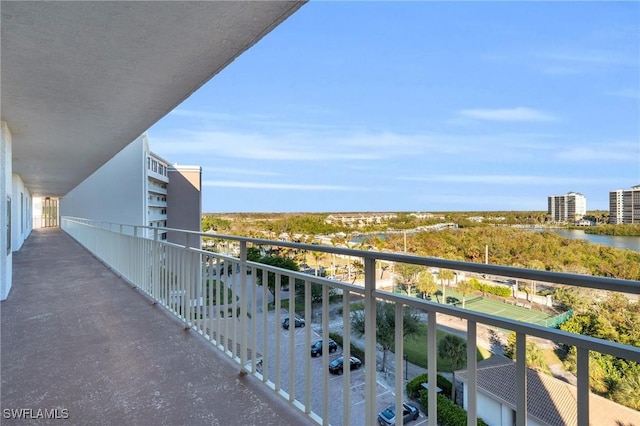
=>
[399,323,486,372]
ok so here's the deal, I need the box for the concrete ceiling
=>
[1,1,305,197]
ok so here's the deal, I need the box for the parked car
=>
[282,317,305,330]
[310,339,338,357]
[328,356,361,374]
[377,402,420,425]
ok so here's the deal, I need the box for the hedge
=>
[406,373,452,399]
[472,281,512,297]
[419,392,489,426]
[329,332,366,365]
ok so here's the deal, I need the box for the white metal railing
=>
[61,217,640,426]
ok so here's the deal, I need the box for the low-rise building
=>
[456,355,640,426]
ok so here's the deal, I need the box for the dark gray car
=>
[377,402,419,425]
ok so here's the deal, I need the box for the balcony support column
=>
[363,257,377,426]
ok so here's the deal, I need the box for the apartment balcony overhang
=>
[1,1,306,197]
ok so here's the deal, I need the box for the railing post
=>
[239,241,248,370]
[577,347,590,426]
[363,257,377,426]
[428,310,437,426]
[341,289,350,426]
[395,302,404,426]
[516,332,527,426]
[466,321,477,426]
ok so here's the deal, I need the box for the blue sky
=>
[148,1,640,213]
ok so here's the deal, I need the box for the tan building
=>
[609,185,640,224]
[167,165,202,247]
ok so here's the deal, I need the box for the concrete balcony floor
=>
[2,228,314,425]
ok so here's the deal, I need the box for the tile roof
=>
[456,355,640,426]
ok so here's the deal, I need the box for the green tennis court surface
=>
[439,288,554,326]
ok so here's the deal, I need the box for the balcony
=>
[1,227,314,425]
[4,218,640,425]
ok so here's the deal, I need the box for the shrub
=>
[329,332,366,364]
[472,281,512,297]
[406,373,452,399]
[419,392,489,426]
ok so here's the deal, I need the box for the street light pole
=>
[404,354,408,380]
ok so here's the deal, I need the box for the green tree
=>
[296,281,336,304]
[254,254,299,293]
[503,332,549,373]
[439,269,455,303]
[416,270,438,300]
[438,334,467,401]
[247,246,262,262]
[457,279,474,308]
[394,263,424,296]
[612,372,640,410]
[351,301,422,373]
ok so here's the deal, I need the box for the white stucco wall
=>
[60,135,146,228]
[1,121,13,300]
[476,391,505,426]
[11,173,32,251]
[464,383,545,426]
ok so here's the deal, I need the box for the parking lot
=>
[255,310,427,426]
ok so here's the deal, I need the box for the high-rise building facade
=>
[609,185,640,224]
[548,192,586,222]
[60,134,201,242]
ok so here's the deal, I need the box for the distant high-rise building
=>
[548,192,586,222]
[609,185,640,224]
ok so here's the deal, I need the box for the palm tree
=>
[311,250,323,276]
[439,269,455,303]
[457,279,474,308]
[438,334,467,401]
[351,259,364,284]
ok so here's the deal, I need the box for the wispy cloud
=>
[457,107,557,122]
[202,180,365,191]
[151,128,467,162]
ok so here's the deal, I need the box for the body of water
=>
[538,228,640,253]
[350,228,640,253]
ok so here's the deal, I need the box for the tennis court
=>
[441,288,554,325]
